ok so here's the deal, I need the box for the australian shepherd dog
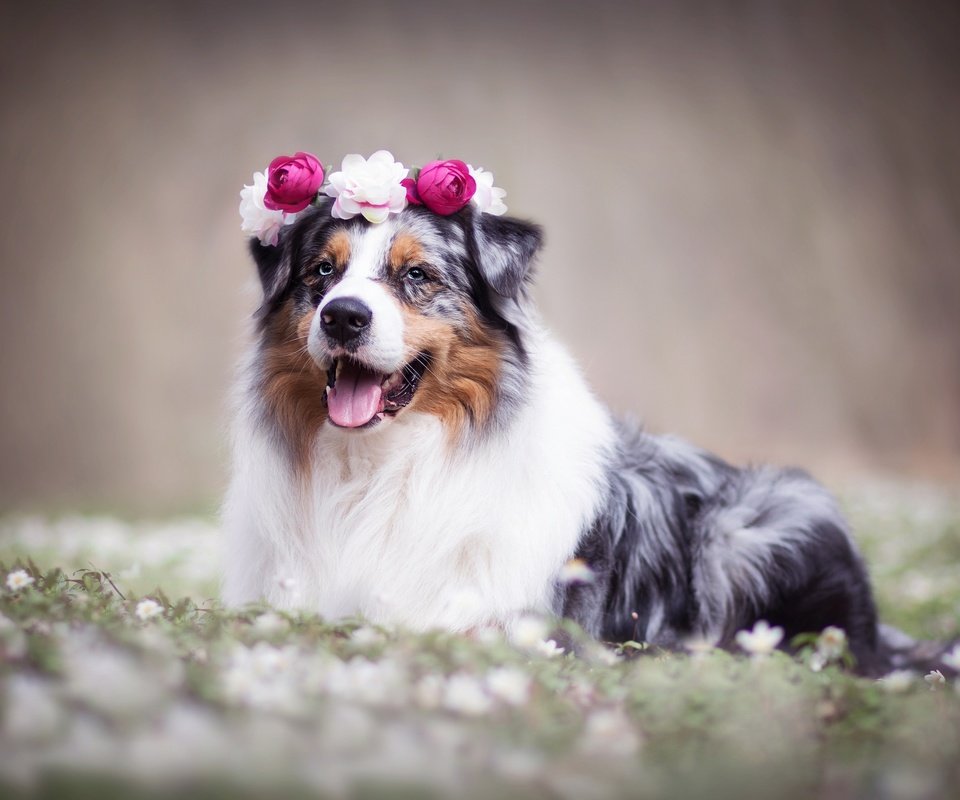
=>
[223,197,953,676]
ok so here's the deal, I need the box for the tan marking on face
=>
[322,229,352,267]
[400,305,505,438]
[388,230,425,275]
[259,301,327,471]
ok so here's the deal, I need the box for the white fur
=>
[222,326,616,632]
[309,221,406,372]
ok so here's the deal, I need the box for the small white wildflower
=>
[878,670,916,693]
[414,674,445,710]
[580,708,641,757]
[350,626,382,645]
[252,612,288,635]
[6,570,34,592]
[683,635,717,656]
[486,667,532,706]
[942,644,960,671]
[558,558,596,585]
[135,598,163,621]
[809,652,827,673]
[536,639,565,659]
[472,626,503,645]
[735,620,784,656]
[443,673,493,716]
[924,669,946,690]
[816,626,847,661]
[509,614,549,649]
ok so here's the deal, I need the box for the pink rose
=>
[403,159,476,215]
[263,152,325,213]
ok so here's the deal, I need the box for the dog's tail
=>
[874,624,958,678]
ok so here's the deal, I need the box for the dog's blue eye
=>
[406,267,426,281]
[318,261,334,277]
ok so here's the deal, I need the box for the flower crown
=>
[239,149,507,246]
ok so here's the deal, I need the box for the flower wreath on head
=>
[239,149,507,246]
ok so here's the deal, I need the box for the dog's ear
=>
[249,234,292,312]
[469,209,543,298]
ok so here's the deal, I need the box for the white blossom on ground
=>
[322,657,408,707]
[579,708,642,757]
[252,612,288,635]
[878,670,916,693]
[485,667,532,706]
[413,674,445,710]
[135,599,163,621]
[536,639,565,659]
[221,642,301,714]
[924,670,946,689]
[349,626,382,645]
[735,620,784,656]
[443,673,493,716]
[509,615,549,649]
[816,626,847,660]
[6,570,34,592]
[683,635,717,656]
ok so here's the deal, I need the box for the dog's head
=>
[249,199,542,454]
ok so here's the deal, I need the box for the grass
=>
[0,482,958,800]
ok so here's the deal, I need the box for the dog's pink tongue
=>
[328,363,383,428]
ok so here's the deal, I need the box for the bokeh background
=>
[1,0,958,515]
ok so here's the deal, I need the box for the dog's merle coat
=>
[225,200,953,678]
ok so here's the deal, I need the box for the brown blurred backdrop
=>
[1,1,958,514]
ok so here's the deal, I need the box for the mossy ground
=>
[1,483,958,800]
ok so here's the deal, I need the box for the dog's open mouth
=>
[323,354,429,429]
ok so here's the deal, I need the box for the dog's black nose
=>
[320,297,372,347]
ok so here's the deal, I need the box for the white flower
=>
[924,669,946,689]
[485,667,532,706]
[558,558,595,585]
[135,598,163,621]
[252,612,288,635]
[350,626,383,645]
[6,569,34,591]
[468,165,507,215]
[942,644,960,671]
[683,635,717,656]
[580,708,641,757]
[509,614,549,649]
[414,674,445,710]
[239,170,298,246]
[735,620,784,656]
[536,639,565,659]
[816,626,847,661]
[443,673,493,715]
[878,670,916,693]
[277,576,297,591]
[324,150,409,223]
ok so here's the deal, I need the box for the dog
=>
[223,194,954,677]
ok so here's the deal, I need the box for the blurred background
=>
[0,0,958,515]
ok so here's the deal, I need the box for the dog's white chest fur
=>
[222,334,614,631]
